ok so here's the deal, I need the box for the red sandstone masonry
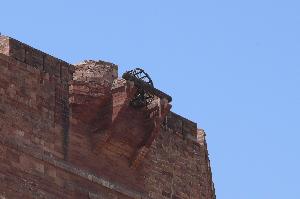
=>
[0,35,216,199]
[0,36,74,79]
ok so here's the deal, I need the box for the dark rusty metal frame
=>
[122,68,172,107]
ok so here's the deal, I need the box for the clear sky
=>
[1,1,299,198]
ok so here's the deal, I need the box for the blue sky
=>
[1,0,300,198]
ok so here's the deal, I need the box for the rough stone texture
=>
[0,35,216,199]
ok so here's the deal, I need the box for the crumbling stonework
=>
[0,35,216,199]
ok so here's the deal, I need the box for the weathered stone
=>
[0,35,215,199]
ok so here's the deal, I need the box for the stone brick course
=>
[0,35,215,199]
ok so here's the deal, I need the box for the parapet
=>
[166,111,197,139]
[0,35,74,83]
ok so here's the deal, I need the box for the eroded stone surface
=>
[73,60,118,83]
